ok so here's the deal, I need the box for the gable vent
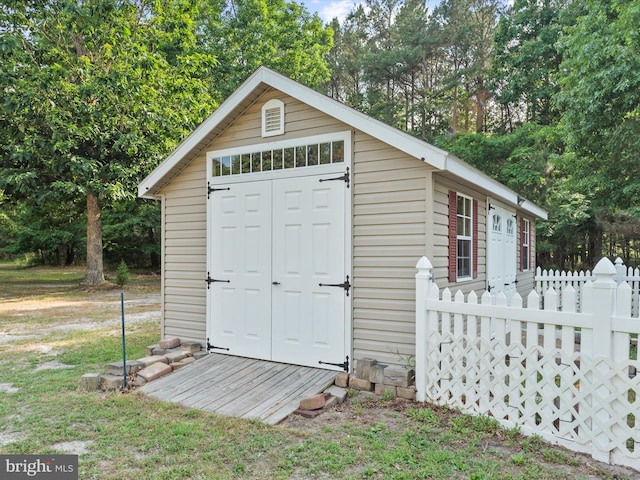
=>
[262,99,284,137]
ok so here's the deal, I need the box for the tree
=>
[491,0,564,129]
[0,0,216,284]
[555,0,640,193]
[325,7,369,109]
[430,0,501,134]
[198,0,333,100]
[554,0,640,263]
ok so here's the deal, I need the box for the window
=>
[211,140,345,177]
[521,218,530,271]
[506,218,514,236]
[457,194,473,279]
[262,99,284,137]
[448,191,477,282]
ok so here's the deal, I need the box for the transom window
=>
[211,140,345,177]
[457,194,473,279]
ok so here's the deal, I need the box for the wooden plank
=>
[197,361,291,413]
[141,354,237,400]
[172,356,261,405]
[243,367,336,424]
[214,363,302,418]
[261,370,336,425]
[140,354,336,424]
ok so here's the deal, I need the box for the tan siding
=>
[355,200,425,216]
[432,175,487,294]
[352,131,429,368]
[355,313,414,331]
[156,85,538,369]
[208,89,349,151]
[158,88,351,345]
[161,152,207,344]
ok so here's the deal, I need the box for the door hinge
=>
[207,337,230,352]
[319,275,351,296]
[319,355,349,372]
[206,272,230,289]
[319,167,350,188]
[207,182,230,199]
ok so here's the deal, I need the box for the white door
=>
[209,181,272,359]
[208,173,348,370]
[487,204,517,300]
[271,175,346,367]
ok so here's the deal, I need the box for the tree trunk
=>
[83,188,104,285]
[476,88,487,133]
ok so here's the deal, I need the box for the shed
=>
[138,66,547,372]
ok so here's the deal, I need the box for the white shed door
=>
[487,204,517,300]
[209,181,273,359]
[271,175,346,367]
[208,173,347,370]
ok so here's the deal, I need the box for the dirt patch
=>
[0,383,19,393]
[51,440,93,455]
[0,432,23,446]
[32,361,76,372]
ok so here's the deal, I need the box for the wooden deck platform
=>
[139,353,337,425]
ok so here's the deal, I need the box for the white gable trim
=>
[138,66,547,220]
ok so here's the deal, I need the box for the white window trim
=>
[206,131,351,183]
[523,218,530,271]
[262,99,285,137]
[457,193,473,281]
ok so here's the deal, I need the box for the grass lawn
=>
[0,263,636,479]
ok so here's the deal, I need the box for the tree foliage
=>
[2,0,640,272]
[0,0,332,278]
[0,0,217,281]
[198,0,333,100]
[491,0,564,128]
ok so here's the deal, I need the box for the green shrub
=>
[115,259,130,288]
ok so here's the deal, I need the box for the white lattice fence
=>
[416,256,640,470]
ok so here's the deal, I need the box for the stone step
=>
[106,360,144,376]
[101,374,124,391]
[137,355,168,368]
[138,362,172,382]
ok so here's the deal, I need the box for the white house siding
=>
[351,131,433,367]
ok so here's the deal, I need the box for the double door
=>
[207,173,347,370]
[487,204,517,299]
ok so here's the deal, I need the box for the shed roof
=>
[138,66,547,220]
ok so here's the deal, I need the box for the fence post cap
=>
[593,257,616,283]
[614,257,624,266]
[416,256,433,270]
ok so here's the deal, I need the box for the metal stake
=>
[121,292,127,390]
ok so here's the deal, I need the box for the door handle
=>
[272,281,281,285]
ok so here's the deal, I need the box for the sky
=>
[302,0,441,24]
[302,0,365,24]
